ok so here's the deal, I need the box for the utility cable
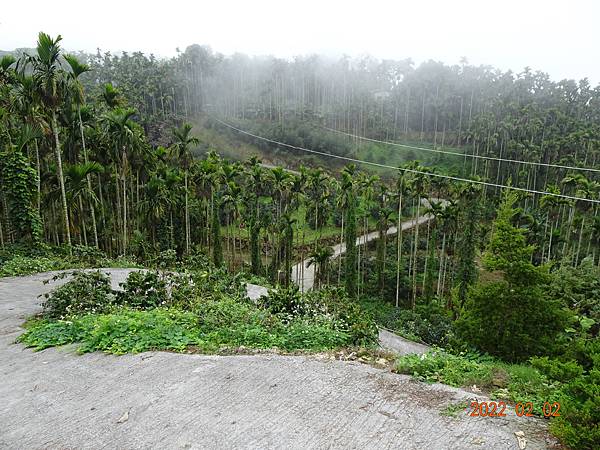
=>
[321,125,600,174]
[212,117,600,205]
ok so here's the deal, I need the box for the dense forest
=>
[1,33,598,449]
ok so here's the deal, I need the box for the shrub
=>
[392,303,452,346]
[261,285,305,317]
[359,298,452,346]
[154,249,177,270]
[178,250,212,271]
[547,339,600,449]
[196,296,269,331]
[455,281,569,361]
[20,300,354,354]
[98,255,141,269]
[550,367,600,450]
[305,287,378,346]
[71,245,107,265]
[358,297,397,328]
[42,271,115,319]
[0,256,60,277]
[395,350,493,386]
[0,244,141,278]
[168,273,198,309]
[186,265,245,300]
[238,272,273,289]
[262,286,378,346]
[116,270,169,309]
[530,356,584,383]
[548,258,600,337]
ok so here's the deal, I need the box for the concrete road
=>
[0,270,555,449]
[378,329,430,356]
[292,198,448,292]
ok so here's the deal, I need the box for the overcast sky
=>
[2,0,599,84]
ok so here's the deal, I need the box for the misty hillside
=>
[1,28,599,450]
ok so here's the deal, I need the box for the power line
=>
[213,117,600,205]
[322,125,600,174]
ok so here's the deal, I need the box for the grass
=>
[191,119,467,180]
[397,352,552,433]
[351,136,467,177]
[191,120,270,163]
[395,349,600,448]
[394,350,561,413]
[17,268,378,355]
[440,401,469,418]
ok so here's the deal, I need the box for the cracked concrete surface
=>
[0,270,556,449]
[378,329,429,356]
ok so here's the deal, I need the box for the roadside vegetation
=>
[18,257,378,354]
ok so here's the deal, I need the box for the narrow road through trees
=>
[292,198,448,291]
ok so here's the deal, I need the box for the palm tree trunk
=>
[422,217,431,293]
[52,112,71,253]
[548,220,555,261]
[34,139,41,212]
[185,170,190,253]
[136,170,140,230]
[563,206,574,256]
[232,212,236,271]
[0,209,4,248]
[97,173,105,250]
[79,195,88,246]
[541,214,549,262]
[437,231,446,296]
[395,190,403,307]
[114,166,122,249]
[338,214,344,284]
[78,107,98,247]
[576,216,585,265]
[411,198,421,307]
[170,210,174,249]
[585,207,597,257]
[122,171,127,254]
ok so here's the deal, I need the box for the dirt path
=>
[0,269,555,449]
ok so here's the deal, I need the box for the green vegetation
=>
[19,263,378,355]
[3,31,600,448]
[20,306,354,354]
[440,401,469,418]
[0,245,139,277]
[455,192,569,361]
[363,193,599,448]
[396,349,599,449]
